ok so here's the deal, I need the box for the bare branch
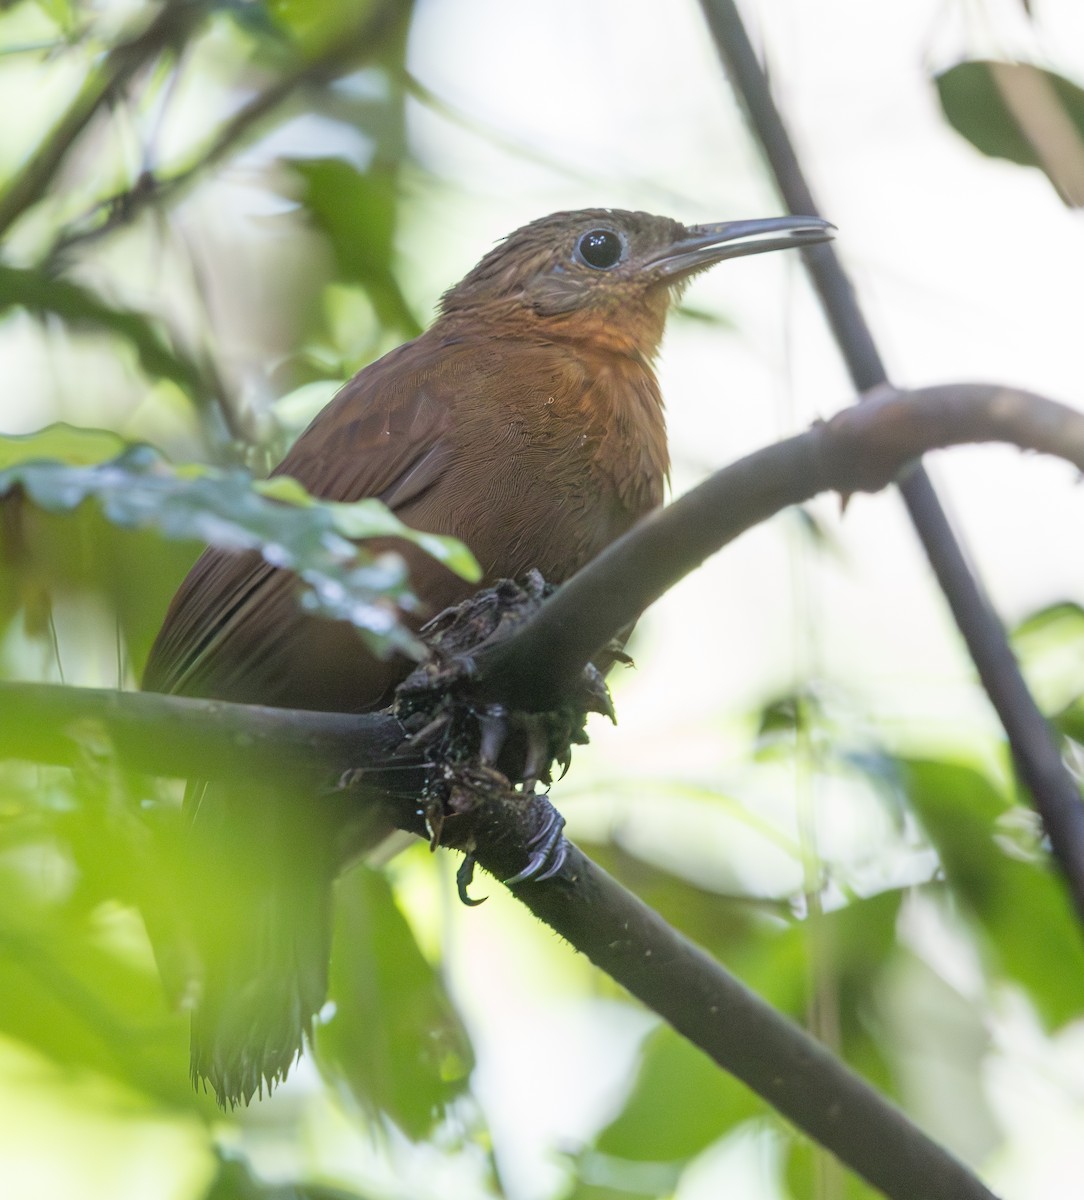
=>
[0,3,206,240]
[0,680,411,788]
[507,845,997,1200]
[697,0,1084,931]
[473,382,1084,711]
[46,0,410,263]
[5,380,1076,1200]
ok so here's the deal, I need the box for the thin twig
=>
[0,3,205,240]
[46,0,410,264]
[697,0,1084,926]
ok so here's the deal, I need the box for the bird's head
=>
[439,207,834,359]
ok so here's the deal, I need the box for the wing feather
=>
[143,334,457,707]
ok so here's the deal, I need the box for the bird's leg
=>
[393,575,615,900]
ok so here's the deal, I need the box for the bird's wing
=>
[272,338,456,507]
[142,336,458,702]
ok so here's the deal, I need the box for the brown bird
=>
[143,207,833,1105]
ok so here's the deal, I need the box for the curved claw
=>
[456,853,487,906]
[505,807,568,886]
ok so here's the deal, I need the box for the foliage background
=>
[2,1,1084,1198]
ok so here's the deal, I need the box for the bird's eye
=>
[576,228,624,270]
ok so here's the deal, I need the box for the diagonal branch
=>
[507,845,997,1200]
[5,380,1074,1200]
[0,685,996,1200]
[697,0,1084,929]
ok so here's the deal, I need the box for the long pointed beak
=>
[649,215,835,279]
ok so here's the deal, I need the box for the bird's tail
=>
[178,781,338,1107]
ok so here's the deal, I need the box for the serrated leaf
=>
[935,60,1084,205]
[314,866,473,1138]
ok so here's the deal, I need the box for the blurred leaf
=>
[756,687,824,740]
[904,758,1084,1027]
[268,0,384,56]
[1011,600,1084,715]
[0,901,195,1109]
[564,1154,685,1200]
[315,866,473,1138]
[577,838,787,958]
[591,886,904,1167]
[1012,599,1084,642]
[0,265,211,402]
[935,60,1084,205]
[0,441,480,656]
[784,1137,878,1200]
[595,1025,757,1163]
[289,158,420,337]
[206,1155,376,1200]
[0,422,127,470]
[1055,700,1084,745]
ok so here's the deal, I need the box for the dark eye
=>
[576,228,624,270]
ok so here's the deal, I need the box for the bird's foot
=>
[455,791,570,904]
[391,572,606,903]
[504,801,568,885]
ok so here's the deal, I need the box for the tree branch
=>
[0,3,206,240]
[6,380,1073,1200]
[508,846,997,1200]
[473,382,1084,714]
[0,680,410,786]
[697,0,1084,928]
[0,682,998,1199]
[46,0,411,264]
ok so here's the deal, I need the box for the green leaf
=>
[935,61,1084,204]
[595,1024,757,1163]
[0,422,128,470]
[206,1154,376,1199]
[0,266,211,403]
[904,758,1084,1028]
[0,891,196,1109]
[314,866,473,1138]
[289,158,420,337]
[0,441,474,658]
[1012,600,1084,715]
[784,1136,880,1200]
[326,496,480,582]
